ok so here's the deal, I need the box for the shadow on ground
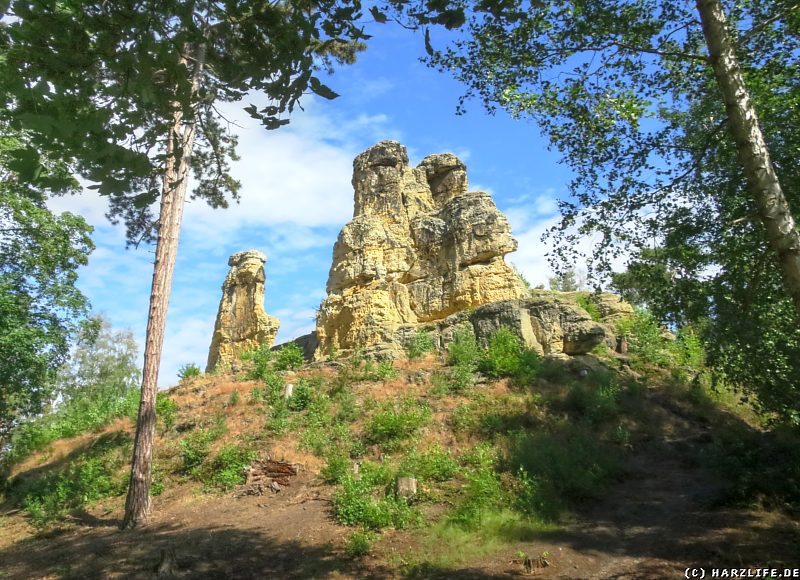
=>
[0,520,373,579]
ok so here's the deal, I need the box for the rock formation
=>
[315,141,526,358]
[206,250,280,372]
[427,292,616,357]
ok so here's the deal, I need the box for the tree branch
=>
[739,2,800,44]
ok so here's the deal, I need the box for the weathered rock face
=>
[416,293,608,357]
[206,250,280,371]
[315,141,525,358]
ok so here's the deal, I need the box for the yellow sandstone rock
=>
[315,141,525,358]
[206,250,280,371]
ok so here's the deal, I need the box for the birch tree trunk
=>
[122,43,206,529]
[696,0,800,315]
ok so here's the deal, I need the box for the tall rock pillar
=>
[206,250,280,372]
[315,141,525,358]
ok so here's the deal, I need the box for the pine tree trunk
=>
[696,0,800,315]
[122,43,205,529]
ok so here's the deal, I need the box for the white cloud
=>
[46,188,110,226]
[180,97,403,248]
[160,316,217,384]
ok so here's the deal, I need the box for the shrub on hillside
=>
[478,327,523,378]
[178,363,202,381]
[202,444,257,491]
[240,344,272,380]
[405,330,435,360]
[575,293,602,321]
[364,400,430,450]
[274,343,305,371]
[447,328,479,368]
[615,308,669,366]
[19,433,130,527]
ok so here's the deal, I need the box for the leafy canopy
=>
[0,127,94,443]
[384,0,800,425]
[0,0,368,244]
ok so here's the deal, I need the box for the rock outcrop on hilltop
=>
[426,290,629,357]
[314,141,526,358]
[206,250,280,372]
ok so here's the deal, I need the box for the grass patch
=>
[400,510,551,575]
[333,474,420,530]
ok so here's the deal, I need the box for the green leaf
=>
[243,104,259,119]
[370,6,388,24]
[309,76,339,100]
[5,148,42,182]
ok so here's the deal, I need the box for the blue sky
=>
[48,21,606,387]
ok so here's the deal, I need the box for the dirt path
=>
[508,394,800,579]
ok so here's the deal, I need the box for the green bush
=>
[345,530,379,558]
[364,400,430,449]
[19,434,129,527]
[240,344,273,380]
[448,364,475,393]
[179,419,226,474]
[227,390,240,406]
[513,349,542,386]
[202,444,257,491]
[508,426,623,518]
[248,386,267,404]
[576,293,602,321]
[448,448,505,529]
[537,358,571,383]
[479,327,523,378]
[451,395,534,437]
[373,361,399,380]
[333,476,419,530]
[405,330,435,360]
[274,343,305,371]
[6,388,140,465]
[566,371,620,425]
[321,452,352,484]
[615,308,669,366]
[359,460,394,486]
[287,379,313,411]
[447,328,479,367]
[671,327,706,370]
[398,445,459,482]
[178,363,201,381]
[156,392,179,431]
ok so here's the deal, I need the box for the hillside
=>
[1,334,798,579]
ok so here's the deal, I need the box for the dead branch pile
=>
[235,459,298,496]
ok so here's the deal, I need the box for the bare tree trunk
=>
[696,0,800,315]
[122,43,206,529]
